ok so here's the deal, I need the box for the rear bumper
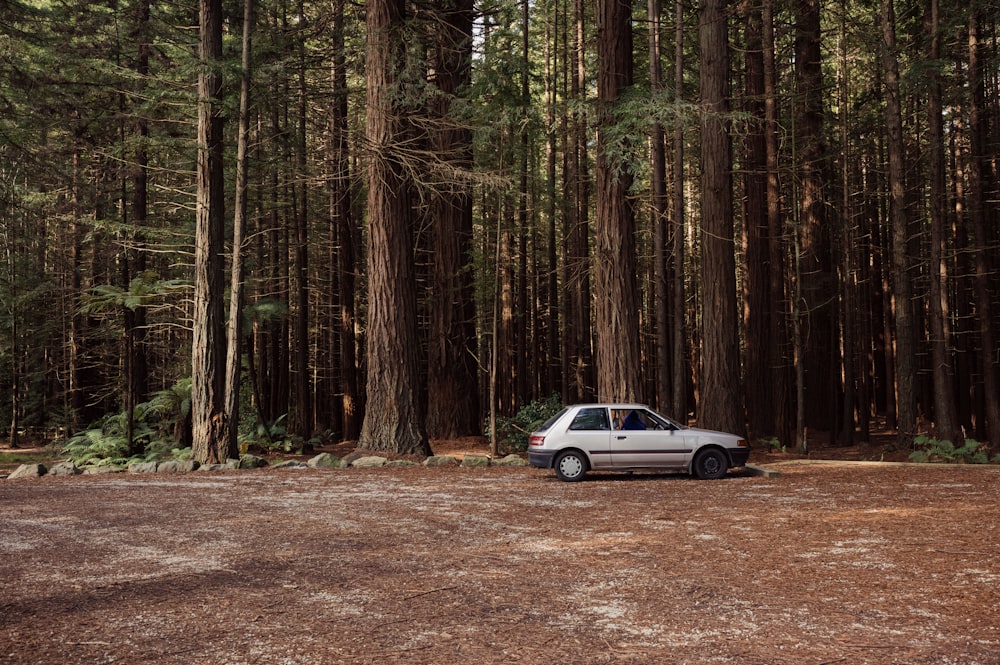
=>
[528,449,556,469]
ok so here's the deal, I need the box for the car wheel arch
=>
[689,445,730,479]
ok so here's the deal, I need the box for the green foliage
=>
[759,437,785,453]
[488,394,563,452]
[61,379,193,467]
[908,435,989,464]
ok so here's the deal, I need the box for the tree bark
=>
[191,0,234,464]
[671,0,687,421]
[650,0,670,412]
[222,0,254,455]
[881,0,916,446]
[698,0,743,435]
[924,0,961,445]
[359,0,430,455]
[426,0,480,439]
[594,0,641,403]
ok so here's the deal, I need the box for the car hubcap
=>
[703,456,722,475]
[560,456,583,478]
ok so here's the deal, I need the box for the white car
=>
[528,404,750,482]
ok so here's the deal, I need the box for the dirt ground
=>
[2,439,999,664]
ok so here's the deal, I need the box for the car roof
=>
[567,403,650,410]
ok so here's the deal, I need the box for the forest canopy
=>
[0,0,997,459]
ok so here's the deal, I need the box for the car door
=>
[563,406,613,469]
[609,408,691,469]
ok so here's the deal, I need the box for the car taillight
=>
[529,434,545,447]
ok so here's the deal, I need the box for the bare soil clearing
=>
[2,442,999,664]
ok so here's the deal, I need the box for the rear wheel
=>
[692,448,727,480]
[554,450,588,482]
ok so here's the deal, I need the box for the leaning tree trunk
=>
[359,0,431,456]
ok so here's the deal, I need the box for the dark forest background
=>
[0,0,997,460]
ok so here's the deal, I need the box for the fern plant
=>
[488,394,563,452]
[909,435,989,464]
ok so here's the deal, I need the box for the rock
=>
[461,454,491,468]
[386,460,417,467]
[493,454,529,467]
[423,455,459,467]
[351,456,388,468]
[272,460,307,469]
[82,466,124,475]
[128,461,159,474]
[156,460,200,473]
[307,453,342,468]
[199,460,240,471]
[8,463,47,479]
[47,461,81,476]
[239,455,268,469]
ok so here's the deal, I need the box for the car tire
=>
[692,448,728,480]
[554,450,588,482]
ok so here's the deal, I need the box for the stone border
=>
[3,452,530,480]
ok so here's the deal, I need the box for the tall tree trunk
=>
[742,0,771,440]
[650,0,670,412]
[763,0,792,447]
[360,0,431,455]
[881,0,916,446]
[671,0,687,421]
[426,0,480,439]
[966,7,1000,447]
[222,0,254,454]
[192,0,233,464]
[925,0,961,445]
[698,0,744,435]
[329,0,359,440]
[795,0,835,441]
[291,2,312,438]
[594,0,641,403]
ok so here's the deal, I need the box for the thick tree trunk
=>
[594,0,641,403]
[966,8,1000,447]
[359,0,430,455]
[426,0,480,439]
[698,0,744,435]
[881,0,916,446]
[795,0,836,439]
[191,0,234,464]
[743,0,771,441]
[925,0,961,445]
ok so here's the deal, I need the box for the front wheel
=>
[692,448,728,480]
[554,450,588,482]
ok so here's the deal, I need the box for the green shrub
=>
[908,435,988,464]
[488,394,563,452]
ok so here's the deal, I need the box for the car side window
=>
[568,407,610,431]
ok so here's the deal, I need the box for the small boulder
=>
[307,453,343,468]
[386,460,417,467]
[157,460,200,473]
[351,456,388,468]
[47,461,81,476]
[128,461,159,474]
[423,455,459,467]
[82,465,124,475]
[239,455,268,469]
[461,454,491,468]
[493,454,529,467]
[272,459,307,469]
[8,463,47,480]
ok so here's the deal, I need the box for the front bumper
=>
[528,449,556,469]
[728,447,751,467]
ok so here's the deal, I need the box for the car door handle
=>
[616,435,627,440]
